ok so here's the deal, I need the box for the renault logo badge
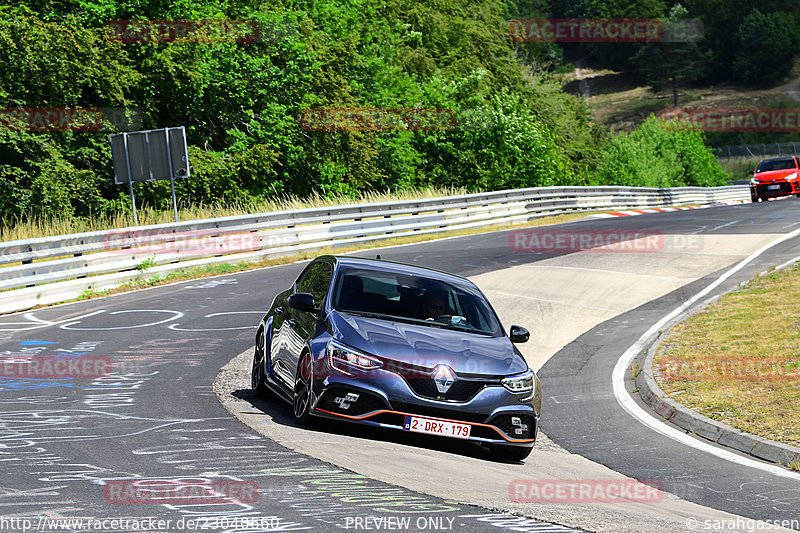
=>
[432,365,455,394]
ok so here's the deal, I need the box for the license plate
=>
[768,184,781,190]
[403,416,471,439]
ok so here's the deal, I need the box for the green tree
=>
[732,9,800,86]
[682,0,799,83]
[632,4,710,105]
[552,0,667,70]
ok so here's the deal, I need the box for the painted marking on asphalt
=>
[708,220,740,232]
[690,225,708,235]
[167,311,262,332]
[612,226,800,481]
[60,310,184,330]
[0,311,105,331]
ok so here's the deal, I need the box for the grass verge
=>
[0,187,469,242]
[653,264,800,447]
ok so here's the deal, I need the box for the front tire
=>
[251,328,269,398]
[293,352,313,423]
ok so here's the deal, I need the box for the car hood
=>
[328,310,528,377]
[755,169,798,181]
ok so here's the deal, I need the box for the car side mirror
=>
[748,170,755,174]
[509,325,530,344]
[288,292,317,312]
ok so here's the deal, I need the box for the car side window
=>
[309,263,333,305]
[296,262,324,293]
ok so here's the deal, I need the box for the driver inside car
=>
[421,291,448,320]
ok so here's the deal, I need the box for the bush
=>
[594,115,730,187]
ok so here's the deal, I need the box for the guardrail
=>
[0,185,749,315]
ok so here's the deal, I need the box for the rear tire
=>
[490,444,533,462]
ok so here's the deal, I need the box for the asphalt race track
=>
[1,198,799,532]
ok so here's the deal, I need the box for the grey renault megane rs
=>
[251,255,541,461]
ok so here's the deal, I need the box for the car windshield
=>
[332,265,503,336]
[756,158,796,172]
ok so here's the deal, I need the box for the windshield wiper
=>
[340,309,387,320]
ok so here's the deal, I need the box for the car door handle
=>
[275,307,283,316]
[286,319,296,327]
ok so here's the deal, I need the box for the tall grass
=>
[719,157,760,181]
[0,187,468,242]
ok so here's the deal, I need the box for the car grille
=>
[755,182,792,196]
[403,377,496,402]
[389,401,489,424]
[383,360,502,402]
[316,386,389,416]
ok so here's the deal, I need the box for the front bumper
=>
[308,365,541,447]
[751,180,798,200]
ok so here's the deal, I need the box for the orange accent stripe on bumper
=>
[315,408,535,443]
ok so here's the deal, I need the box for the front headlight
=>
[502,370,535,394]
[327,339,383,376]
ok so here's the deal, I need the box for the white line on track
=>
[167,311,263,331]
[612,227,800,481]
[707,220,740,232]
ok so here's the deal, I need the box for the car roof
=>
[758,156,796,163]
[323,255,473,286]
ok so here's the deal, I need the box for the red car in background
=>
[750,156,800,202]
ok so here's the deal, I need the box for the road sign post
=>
[109,126,190,224]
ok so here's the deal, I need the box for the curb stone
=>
[635,335,800,470]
